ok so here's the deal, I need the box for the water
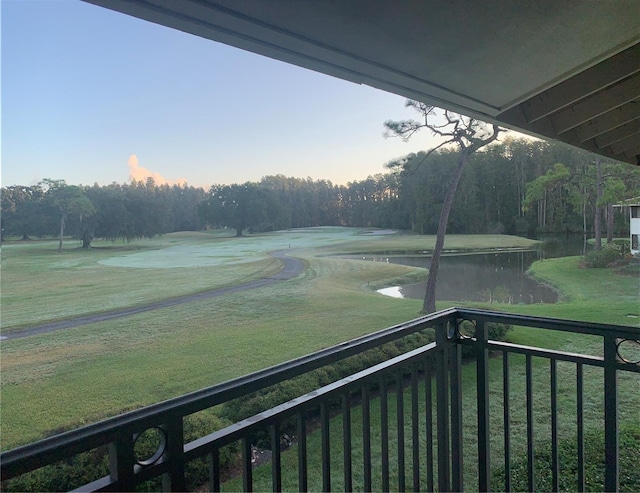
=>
[372,234,592,304]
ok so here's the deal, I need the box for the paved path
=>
[1,251,304,341]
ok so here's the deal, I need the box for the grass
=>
[0,254,422,448]
[585,237,627,245]
[0,235,280,330]
[0,230,538,331]
[313,233,539,256]
[527,256,637,304]
[0,228,637,463]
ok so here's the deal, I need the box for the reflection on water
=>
[378,251,557,304]
[367,234,593,304]
[376,286,404,298]
[537,234,591,258]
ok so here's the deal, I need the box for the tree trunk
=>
[58,215,65,253]
[594,157,603,250]
[423,150,468,314]
[82,231,92,249]
[606,203,614,243]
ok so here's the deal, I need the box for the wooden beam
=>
[623,144,640,161]
[560,129,599,153]
[497,105,558,137]
[610,132,640,154]
[552,74,640,133]
[558,130,636,165]
[497,104,638,165]
[522,43,640,123]
[574,100,640,141]
[594,118,640,147]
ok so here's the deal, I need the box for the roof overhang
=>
[613,196,640,207]
[84,0,640,165]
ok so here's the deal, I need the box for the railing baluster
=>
[271,423,282,492]
[451,334,464,492]
[576,363,585,492]
[242,437,252,492]
[411,363,420,492]
[362,384,372,492]
[342,392,352,492]
[208,448,220,493]
[526,354,535,493]
[321,401,331,492]
[397,368,406,492]
[297,412,308,492]
[503,351,511,493]
[162,417,186,492]
[425,358,434,493]
[108,429,135,491]
[604,335,619,492]
[435,322,451,493]
[476,320,490,492]
[550,359,559,492]
[381,377,390,492]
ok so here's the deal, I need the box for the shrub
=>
[617,257,640,276]
[222,323,513,431]
[584,243,623,268]
[491,424,640,492]
[2,412,235,492]
[458,321,512,357]
[2,449,110,492]
[610,238,631,254]
[220,329,437,428]
[488,322,512,341]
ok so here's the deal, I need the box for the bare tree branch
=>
[383,100,505,313]
[385,138,457,178]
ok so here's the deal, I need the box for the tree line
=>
[2,138,639,248]
[0,179,205,249]
[387,137,639,240]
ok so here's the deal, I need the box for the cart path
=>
[1,250,304,341]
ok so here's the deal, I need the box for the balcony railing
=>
[1,308,639,492]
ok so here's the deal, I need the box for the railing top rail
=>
[0,307,456,474]
[454,307,640,338]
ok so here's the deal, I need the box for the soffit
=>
[84,0,640,165]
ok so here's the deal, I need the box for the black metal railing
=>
[1,308,639,492]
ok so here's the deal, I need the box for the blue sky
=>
[3,1,459,188]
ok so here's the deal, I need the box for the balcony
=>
[1,307,639,492]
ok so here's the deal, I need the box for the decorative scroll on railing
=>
[616,338,640,364]
[1,308,638,492]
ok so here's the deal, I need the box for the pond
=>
[372,234,592,305]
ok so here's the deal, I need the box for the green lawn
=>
[460,255,639,327]
[0,234,279,330]
[0,230,539,331]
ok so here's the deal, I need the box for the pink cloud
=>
[127,154,187,186]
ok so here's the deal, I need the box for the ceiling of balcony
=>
[84,0,640,165]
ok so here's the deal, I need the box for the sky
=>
[2,0,511,189]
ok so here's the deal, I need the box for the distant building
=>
[614,197,640,255]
